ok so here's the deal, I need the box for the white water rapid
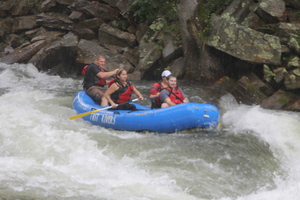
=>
[0,63,299,200]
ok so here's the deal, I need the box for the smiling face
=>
[117,70,127,82]
[167,76,177,88]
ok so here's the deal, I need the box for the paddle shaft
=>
[70,98,139,120]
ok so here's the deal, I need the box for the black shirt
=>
[83,63,104,90]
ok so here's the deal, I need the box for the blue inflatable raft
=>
[72,91,220,133]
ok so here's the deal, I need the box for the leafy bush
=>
[125,0,179,24]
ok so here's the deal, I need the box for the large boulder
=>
[76,39,133,73]
[277,23,300,45]
[12,15,38,33]
[29,32,78,74]
[169,57,185,78]
[260,89,299,110]
[128,26,163,80]
[73,18,104,32]
[0,0,16,12]
[254,0,285,24]
[202,76,237,105]
[0,17,14,39]
[69,0,119,21]
[0,40,47,64]
[130,41,162,80]
[221,0,255,22]
[285,99,300,111]
[98,23,137,47]
[207,15,281,65]
[41,0,56,12]
[10,0,35,16]
[230,75,268,105]
[36,12,73,30]
[248,72,274,96]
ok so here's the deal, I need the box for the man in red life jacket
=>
[160,75,189,108]
[82,55,120,106]
[149,70,171,108]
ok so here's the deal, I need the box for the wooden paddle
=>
[70,98,140,120]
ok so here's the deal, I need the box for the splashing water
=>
[0,63,300,200]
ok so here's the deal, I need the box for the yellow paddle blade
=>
[69,106,111,120]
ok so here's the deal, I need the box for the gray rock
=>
[255,0,285,23]
[284,69,300,90]
[98,23,137,47]
[207,16,281,65]
[261,89,299,110]
[37,12,73,30]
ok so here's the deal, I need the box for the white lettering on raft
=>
[90,114,116,124]
[135,113,147,116]
[101,115,116,124]
[90,113,99,122]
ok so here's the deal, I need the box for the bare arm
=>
[104,83,119,108]
[133,86,144,100]
[149,83,160,100]
[164,97,176,106]
[183,98,189,103]
[149,92,159,100]
[97,68,119,79]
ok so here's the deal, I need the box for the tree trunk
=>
[178,0,201,80]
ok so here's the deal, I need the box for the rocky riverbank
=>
[0,0,299,111]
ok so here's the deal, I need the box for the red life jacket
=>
[109,78,134,103]
[81,65,89,75]
[150,81,167,108]
[108,78,117,87]
[82,65,106,86]
[166,87,185,104]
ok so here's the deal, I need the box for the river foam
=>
[0,63,299,200]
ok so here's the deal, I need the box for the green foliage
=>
[204,0,233,14]
[149,17,180,40]
[196,0,233,39]
[149,18,166,31]
[266,70,276,77]
[126,0,179,24]
[155,39,164,50]
[19,38,29,44]
[0,0,8,6]
[290,10,300,18]
[278,96,288,105]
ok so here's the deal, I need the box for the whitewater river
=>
[0,63,299,200]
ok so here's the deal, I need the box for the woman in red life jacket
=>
[104,69,144,108]
[160,75,189,108]
[82,54,120,106]
[149,70,171,108]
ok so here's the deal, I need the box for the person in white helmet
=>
[149,70,171,108]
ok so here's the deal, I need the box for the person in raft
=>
[149,70,172,108]
[82,54,120,106]
[104,69,144,110]
[160,75,189,108]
